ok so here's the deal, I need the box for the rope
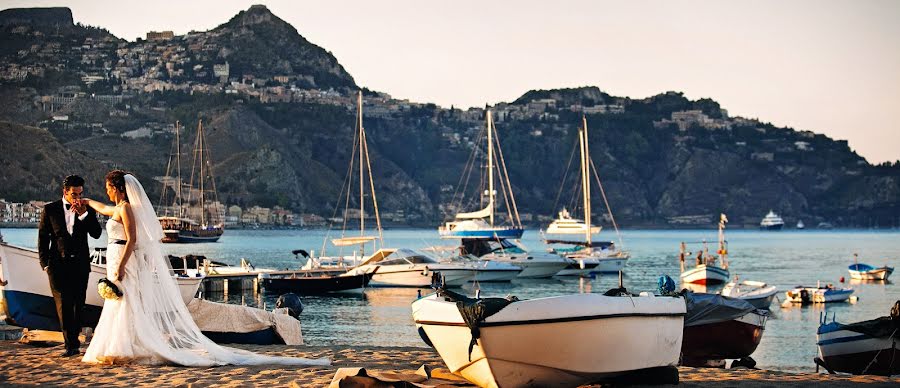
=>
[862,328,899,374]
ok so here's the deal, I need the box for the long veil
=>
[122,174,329,366]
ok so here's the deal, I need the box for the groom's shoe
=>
[62,348,80,357]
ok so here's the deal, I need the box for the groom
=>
[37,175,102,357]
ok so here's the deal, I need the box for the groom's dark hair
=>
[62,175,85,189]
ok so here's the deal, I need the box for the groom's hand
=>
[73,199,87,215]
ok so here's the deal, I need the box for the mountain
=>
[208,4,356,90]
[0,7,72,27]
[0,6,896,228]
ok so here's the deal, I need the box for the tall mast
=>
[487,110,495,227]
[580,116,592,245]
[358,91,365,236]
[175,121,182,217]
[198,120,205,227]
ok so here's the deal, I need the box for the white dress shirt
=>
[63,197,88,235]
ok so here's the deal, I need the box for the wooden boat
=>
[681,292,768,366]
[157,120,224,243]
[0,242,202,331]
[848,254,893,281]
[679,215,730,285]
[412,289,685,387]
[785,284,854,304]
[543,117,629,276]
[815,303,900,376]
[720,279,779,309]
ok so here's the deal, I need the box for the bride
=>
[82,170,329,366]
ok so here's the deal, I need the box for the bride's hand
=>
[115,266,126,281]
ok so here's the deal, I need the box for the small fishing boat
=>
[681,291,768,366]
[0,242,202,331]
[720,279,779,310]
[412,288,685,387]
[815,302,900,376]
[848,254,893,281]
[679,214,730,285]
[785,284,854,304]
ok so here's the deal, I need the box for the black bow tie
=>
[65,203,71,210]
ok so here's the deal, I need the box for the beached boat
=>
[679,215,730,285]
[760,210,785,230]
[0,242,202,331]
[720,279,779,310]
[815,302,900,376]
[848,254,893,281]
[681,292,768,366]
[543,117,629,276]
[345,248,473,287]
[459,238,570,279]
[785,284,854,304]
[186,298,304,345]
[157,120,225,243]
[438,110,524,240]
[412,288,686,387]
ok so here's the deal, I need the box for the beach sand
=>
[1,340,898,387]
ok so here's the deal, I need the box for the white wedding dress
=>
[83,175,329,366]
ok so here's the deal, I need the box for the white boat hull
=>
[720,281,779,310]
[481,252,570,279]
[413,293,685,387]
[848,268,893,281]
[785,286,854,304]
[680,265,729,285]
[0,242,202,331]
[349,264,473,287]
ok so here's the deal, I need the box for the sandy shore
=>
[0,340,898,387]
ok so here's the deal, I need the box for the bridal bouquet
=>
[97,278,123,300]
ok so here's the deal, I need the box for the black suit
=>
[37,199,102,351]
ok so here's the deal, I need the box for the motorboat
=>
[681,291,768,366]
[797,220,805,229]
[545,208,601,235]
[679,215,730,285]
[258,270,375,294]
[0,242,202,331]
[720,279,779,310]
[759,210,785,230]
[438,255,523,283]
[460,238,571,279]
[412,288,686,387]
[345,248,474,287]
[785,284,854,304]
[815,302,900,376]
[848,254,893,281]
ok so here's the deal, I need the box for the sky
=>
[3,0,899,164]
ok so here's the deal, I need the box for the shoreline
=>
[0,340,897,386]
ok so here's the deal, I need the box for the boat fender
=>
[275,293,303,319]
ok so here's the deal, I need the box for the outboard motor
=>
[275,293,304,319]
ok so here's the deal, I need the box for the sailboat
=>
[544,117,629,275]
[157,120,224,243]
[439,110,524,240]
[679,214,730,285]
[439,110,569,278]
[303,92,471,287]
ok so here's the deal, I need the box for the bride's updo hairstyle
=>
[105,169,131,202]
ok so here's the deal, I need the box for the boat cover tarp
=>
[437,288,517,361]
[682,291,758,327]
[186,298,303,345]
[835,300,900,338]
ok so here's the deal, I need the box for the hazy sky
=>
[4,0,899,163]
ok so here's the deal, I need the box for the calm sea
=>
[3,227,899,372]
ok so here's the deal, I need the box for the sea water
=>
[2,227,898,372]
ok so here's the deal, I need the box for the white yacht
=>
[345,248,474,287]
[460,238,571,279]
[759,210,785,230]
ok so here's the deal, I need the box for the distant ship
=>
[759,210,785,230]
[796,220,805,229]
